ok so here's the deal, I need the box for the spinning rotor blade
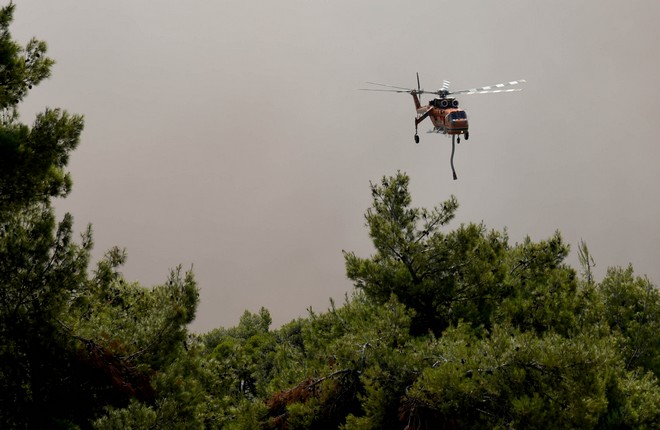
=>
[441,80,451,92]
[359,88,411,93]
[460,88,523,95]
[364,81,416,91]
[450,79,526,95]
[362,78,525,96]
[361,80,425,94]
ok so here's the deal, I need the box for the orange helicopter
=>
[361,74,525,179]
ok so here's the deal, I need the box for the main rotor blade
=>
[450,79,526,95]
[364,81,416,92]
[458,88,524,95]
[359,88,411,93]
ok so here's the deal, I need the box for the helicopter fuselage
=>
[413,93,468,136]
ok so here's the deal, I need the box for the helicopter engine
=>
[430,98,459,108]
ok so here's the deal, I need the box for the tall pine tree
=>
[1,5,201,427]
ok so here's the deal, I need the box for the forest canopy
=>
[1,4,659,429]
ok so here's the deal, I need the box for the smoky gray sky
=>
[12,1,660,332]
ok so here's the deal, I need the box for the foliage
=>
[0,4,52,112]
[344,172,510,335]
[598,265,660,376]
[494,232,585,336]
[1,4,203,428]
[402,324,615,429]
[204,172,659,430]
[0,3,81,213]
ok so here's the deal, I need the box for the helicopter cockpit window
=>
[448,111,467,120]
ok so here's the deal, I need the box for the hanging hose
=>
[450,135,458,180]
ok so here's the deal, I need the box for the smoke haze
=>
[12,0,660,331]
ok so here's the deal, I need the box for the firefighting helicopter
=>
[361,74,525,180]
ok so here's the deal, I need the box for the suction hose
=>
[451,135,458,180]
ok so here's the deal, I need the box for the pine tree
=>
[1,5,204,427]
[0,4,88,426]
[257,172,660,429]
[344,172,510,335]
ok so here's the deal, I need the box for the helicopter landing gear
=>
[465,131,469,141]
[414,134,419,144]
[457,136,460,144]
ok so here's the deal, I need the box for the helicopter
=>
[361,74,525,180]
